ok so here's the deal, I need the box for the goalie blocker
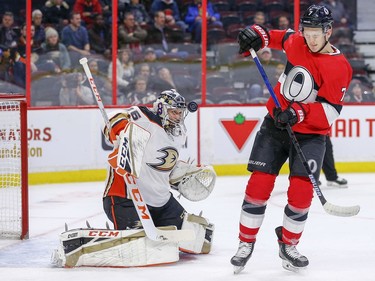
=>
[51,213,214,268]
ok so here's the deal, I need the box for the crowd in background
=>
[0,0,373,106]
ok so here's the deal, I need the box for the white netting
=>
[0,100,23,238]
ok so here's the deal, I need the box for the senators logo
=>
[147,147,178,172]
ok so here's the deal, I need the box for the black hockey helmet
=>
[300,5,333,33]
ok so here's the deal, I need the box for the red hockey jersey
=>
[266,29,353,135]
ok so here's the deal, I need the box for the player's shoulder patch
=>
[139,106,162,126]
[109,111,131,128]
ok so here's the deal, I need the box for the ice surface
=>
[0,174,374,281]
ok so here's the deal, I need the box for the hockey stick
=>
[79,57,195,241]
[249,49,360,217]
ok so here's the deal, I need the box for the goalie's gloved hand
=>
[273,102,306,129]
[238,24,269,55]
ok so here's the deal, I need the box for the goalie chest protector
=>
[127,106,185,207]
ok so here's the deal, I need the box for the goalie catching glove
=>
[169,160,216,201]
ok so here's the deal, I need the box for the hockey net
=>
[0,95,28,239]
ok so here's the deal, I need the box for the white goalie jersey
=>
[105,106,187,207]
[105,106,216,206]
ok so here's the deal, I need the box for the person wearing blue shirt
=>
[184,0,222,43]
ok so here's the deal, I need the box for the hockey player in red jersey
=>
[230,5,352,273]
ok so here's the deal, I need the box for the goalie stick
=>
[249,49,360,217]
[79,57,195,241]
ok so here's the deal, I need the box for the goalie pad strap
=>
[179,213,214,254]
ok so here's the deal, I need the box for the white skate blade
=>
[282,260,307,272]
[233,265,245,274]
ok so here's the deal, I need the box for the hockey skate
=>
[230,241,255,274]
[275,226,309,272]
[327,177,348,188]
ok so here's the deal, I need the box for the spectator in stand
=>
[252,11,271,28]
[107,48,135,91]
[137,62,152,77]
[42,0,71,29]
[319,0,349,26]
[82,57,108,93]
[32,9,46,47]
[40,27,71,71]
[0,47,13,83]
[153,66,196,97]
[150,0,188,32]
[13,24,40,88]
[126,0,151,26]
[120,75,157,105]
[143,47,157,63]
[99,77,118,105]
[136,62,156,88]
[346,79,374,103]
[118,12,147,55]
[59,72,95,105]
[142,47,160,80]
[276,15,290,30]
[73,0,103,27]
[16,24,42,57]
[145,11,189,59]
[61,12,91,67]
[248,48,282,102]
[88,13,111,56]
[184,0,222,43]
[99,0,112,24]
[0,12,18,49]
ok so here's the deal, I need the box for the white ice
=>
[1,173,374,281]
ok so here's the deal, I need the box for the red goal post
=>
[0,94,28,239]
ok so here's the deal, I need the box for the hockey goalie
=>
[51,89,216,268]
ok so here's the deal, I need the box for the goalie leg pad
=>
[179,213,215,254]
[51,227,179,267]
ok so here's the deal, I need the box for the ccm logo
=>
[89,78,101,101]
[88,231,120,237]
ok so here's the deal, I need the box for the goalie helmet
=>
[153,89,188,137]
[300,5,333,33]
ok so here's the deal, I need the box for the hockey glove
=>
[273,102,305,129]
[238,24,270,55]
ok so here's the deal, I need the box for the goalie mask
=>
[153,89,188,137]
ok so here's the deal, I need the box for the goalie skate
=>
[230,241,254,274]
[275,226,309,272]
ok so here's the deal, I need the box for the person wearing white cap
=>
[40,27,71,70]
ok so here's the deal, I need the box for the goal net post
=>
[0,94,29,239]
